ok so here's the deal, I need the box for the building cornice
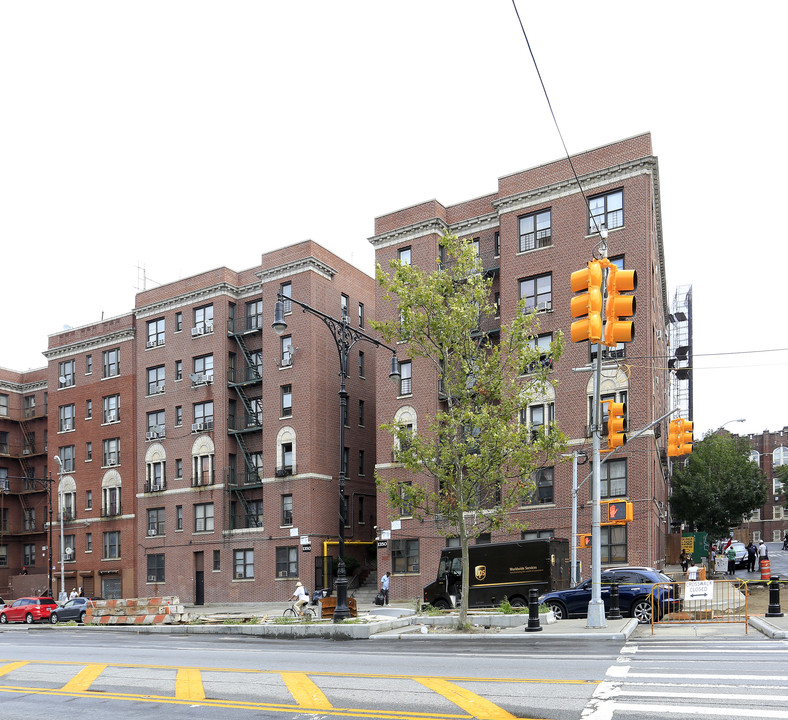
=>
[135,281,259,320]
[0,378,47,394]
[257,256,337,286]
[43,328,136,361]
[451,212,499,238]
[368,218,450,251]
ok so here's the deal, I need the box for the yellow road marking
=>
[60,663,107,692]
[0,662,29,677]
[415,677,516,720]
[175,667,205,701]
[280,671,333,709]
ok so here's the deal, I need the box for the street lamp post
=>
[53,455,66,602]
[273,292,400,622]
[717,418,746,433]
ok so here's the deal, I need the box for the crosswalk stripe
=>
[414,677,517,720]
[280,671,333,709]
[175,667,205,701]
[0,662,29,677]
[61,664,108,693]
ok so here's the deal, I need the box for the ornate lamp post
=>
[273,292,400,621]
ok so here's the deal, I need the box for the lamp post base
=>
[586,600,607,628]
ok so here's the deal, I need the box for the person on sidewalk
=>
[746,542,757,573]
[380,571,391,605]
[687,560,700,581]
[680,551,689,573]
[758,539,768,569]
[726,544,737,575]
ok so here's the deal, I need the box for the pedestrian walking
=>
[680,551,689,573]
[746,542,757,572]
[726,544,737,575]
[380,571,391,605]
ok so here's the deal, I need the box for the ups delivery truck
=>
[423,538,570,609]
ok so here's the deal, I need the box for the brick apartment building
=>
[0,367,49,590]
[370,133,673,601]
[9,241,380,604]
[742,428,788,543]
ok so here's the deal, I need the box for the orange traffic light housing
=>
[667,418,693,456]
[570,260,603,343]
[603,265,637,347]
[577,533,592,549]
[678,420,693,455]
[604,400,627,449]
[602,499,633,525]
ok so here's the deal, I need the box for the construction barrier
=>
[760,558,771,580]
[86,596,189,625]
[651,579,748,634]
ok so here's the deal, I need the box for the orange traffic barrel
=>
[761,558,771,580]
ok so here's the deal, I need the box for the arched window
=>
[59,475,77,521]
[101,470,122,517]
[773,447,788,467]
[191,435,215,487]
[393,406,417,456]
[276,427,296,475]
[145,443,167,492]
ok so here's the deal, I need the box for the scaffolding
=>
[669,285,693,422]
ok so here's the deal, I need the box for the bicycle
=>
[282,601,315,620]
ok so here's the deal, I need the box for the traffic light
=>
[577,533,592,549]
[570,260,603,343]
[667,418,693,456]
[605,400,627,449]
[603,264,637,347]
[602,499,633,525]
[678,419,693,455]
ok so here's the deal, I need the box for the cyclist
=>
[291,581,309,615]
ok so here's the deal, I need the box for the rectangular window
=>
[358,496,365,524]
[175,312,183,332]
[193,304,214,334]
[103,394,120,423]
[525,333,553,373]
[62,534,75,562]
[213,549,221,571]
[58,445,75,472]
[147,554,165,583]
[398,482,413,518]
[147,366,165,395]
[175,360,183,381]
[600,458,627,499]
[86,489,92,509]
[59,404,75,432]
[494,231,500,257]
[398,247,412,265]
[281,335,293,367]
[59,360,76,388]
[518,209,552,252]
[194,503,215,532]
[359,449,365,476]
[589,189,623,234]
[85,399,92,419]
[602,525,627,564]
[85,442,92,462]
[341,293,349,319]
[175,406,183,426]
[176,458,183,478]
[275,546,298,578]
[0,394,8,416]
[103,531,121,559]
[147,508,165,536]
[358,302,364,328]
[519,273,552,312]
[193,354,214,382]
[281,494,293,526]
[146,318,165,347]
[103,438,120,466]
[85,533,92,552]
[281,443,293,473]
[176,505,183,531]
[358,399,365,426]
[103,349,120,378]
[234,549,254,579]
[391,538,420,574]
[24,543,36,566]
[279,283,292,314]
[399,360,412,395]
[86,355,93,374]
[0,544,7,567]
[281,385,292,417]
[358,350,365,377]
[523,467,554,505]
[242,299,261,332]
[193,401,214,429]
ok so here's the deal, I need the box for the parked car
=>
[0,597,58,624]
[49,597,95,624]
[538,567,680,623]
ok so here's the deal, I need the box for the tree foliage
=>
[372,234,566,623]
[669,432,767,539]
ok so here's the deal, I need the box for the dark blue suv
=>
[539,567,679,623]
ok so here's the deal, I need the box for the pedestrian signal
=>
[602,499,633,525]
[577,534,592,549]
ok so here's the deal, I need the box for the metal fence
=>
[651,579,748,634]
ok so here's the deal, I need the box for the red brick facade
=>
[371,133,673,602]
[742,428,788,543]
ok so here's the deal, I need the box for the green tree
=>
[372,234,566,625]
[670,432,767,540]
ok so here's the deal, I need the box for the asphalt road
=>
[3,628,788,719]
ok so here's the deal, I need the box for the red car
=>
[0,597,58,624]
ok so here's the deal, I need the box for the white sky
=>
[1,1,786,438]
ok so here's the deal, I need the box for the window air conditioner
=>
[192,325,204,337]
[148,527,157,536]
[146,340,156,348]
[145,432,154,441]
[107,412,117,422]
[205,323,214,333]
[147,575,157,582]
[278,571,288,578]
[63,422,73,431]
[192,422,204,432]
[155,384,165,394]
